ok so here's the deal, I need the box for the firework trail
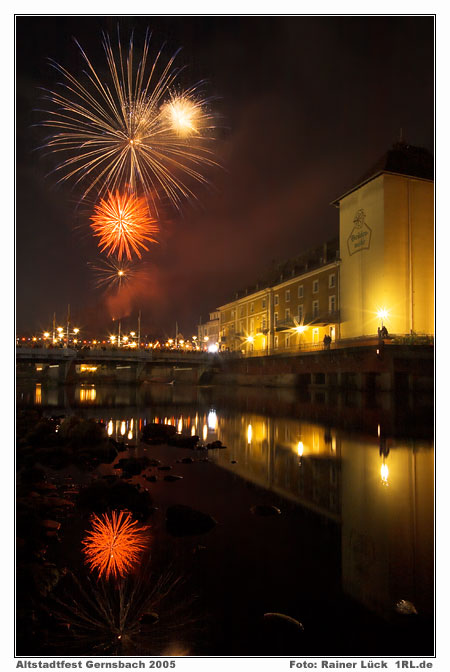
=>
[40,29,218,210]
[82,510,150,580]
[90,190,158,260]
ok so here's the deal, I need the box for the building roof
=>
[331,142,434,206]
[219,237,339,308]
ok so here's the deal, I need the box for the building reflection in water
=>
[78,385,97,403]
[16,381,433,623]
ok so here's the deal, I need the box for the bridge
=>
[16,346,218,384]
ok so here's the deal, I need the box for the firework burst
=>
[88,258,138,291]
[90,190,158,260]
[82,510,150,580]
[40,30,219,210]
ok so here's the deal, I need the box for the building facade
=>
[333,144,434,339]
[206,143,434,356]
[218,241,340,355]
[198,311,220,351]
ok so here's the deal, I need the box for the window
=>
[285,334,290,348]
[312,300,319,317]
[250,302,254,313]
[312,327,319,344]
[285,290,290,302]
[231,310,235,318]
[329,295,336,313]
[298,285,304,299]
[240,306,244,317]
[240,321,244,334]
[262,298,266,309]
[274,294,279,306]
[285,308,290,320]
[274,312,278,326]
[329,273,336,288]
[275,335,279,348]
[250,318,254,333]
[313,279,319,293]
[262,317,267,330]
[298,304,304,321]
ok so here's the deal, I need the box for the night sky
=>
[16,15,434,340]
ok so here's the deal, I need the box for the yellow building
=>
[218,241,340,354]
[333,143,434,339]
[215,143,433,355]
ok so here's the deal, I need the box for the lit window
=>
[313,279,319,293]
[275,335,279,348]
[298,285,304,299]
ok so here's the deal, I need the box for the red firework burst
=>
[82,511,150,580]
[90,191,158,261]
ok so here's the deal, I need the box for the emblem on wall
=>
[347,208,372,255]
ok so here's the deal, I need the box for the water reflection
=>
[16,381,433,623]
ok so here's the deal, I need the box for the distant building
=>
[209,142,434,356]
[198,311,220,351]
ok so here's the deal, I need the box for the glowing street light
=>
[377,308,389,327]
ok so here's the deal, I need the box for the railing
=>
[16,346,215,363]
[220,332,434,358]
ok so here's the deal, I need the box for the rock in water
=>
[140,612,159,625]
[141,423,177,443]
[166,504,217,537]
[164,475,183,482]
[251,505,281,516]
[395,599,418,615]
[263,613,304,631]
[168,434,199,448]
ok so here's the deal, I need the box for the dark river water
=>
[16,381,434,657]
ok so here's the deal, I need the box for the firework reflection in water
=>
[40,29,219,210]
[82,510,150,580]
[49,564,198,655]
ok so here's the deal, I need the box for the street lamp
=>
[377,308,388,328]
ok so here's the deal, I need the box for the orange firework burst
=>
[90,191,158,260]
[82,510,150,580]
